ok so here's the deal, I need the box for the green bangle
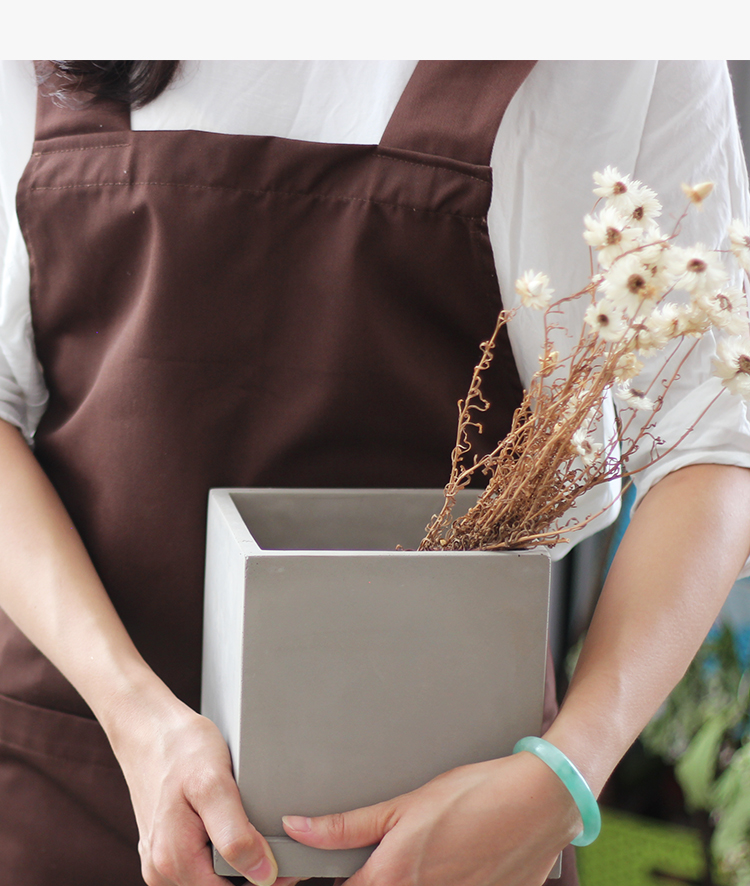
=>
[513,736,601,847]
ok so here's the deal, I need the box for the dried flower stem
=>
[419,172,750,552]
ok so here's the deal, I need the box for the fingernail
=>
[246,855,276,886]
[282,815,312,833]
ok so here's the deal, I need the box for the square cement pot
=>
[202,488,552,879]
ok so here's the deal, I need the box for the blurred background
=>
[568,62,750,884]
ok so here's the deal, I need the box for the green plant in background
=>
[641,622,750,884]
[577,807,708,886]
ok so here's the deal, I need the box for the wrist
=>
[487,751,583,847]
[90,660,190,758]
[513,737,601,846]
[541,704,626,798]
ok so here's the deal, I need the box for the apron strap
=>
[380,61,536,167]
[32,61,131,142]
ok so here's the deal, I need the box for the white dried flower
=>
[584,298,627,342]
[601,253,662,317]
[424,171,750,555]
[678,303,712,338]
[592,166,637,213]
[622,320,660,356]
[644,303,684,347]
[728,219,750,272]
[538,349,560,377]
[583,206,642,269]
[626,183,662,230]
[713,336,750,399]
[612,351,644,382]
[696,287,749,335]
[615,381,656,411]
[668,245,728,298]
[636,240,678,301]
[516,271,554,310]
[638,239,674,281]
[681,181,715,208]
[572,427,604,467]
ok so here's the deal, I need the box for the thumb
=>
[282,801,396,850]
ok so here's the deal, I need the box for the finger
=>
[184,771,278,886]
[281,801,396,851]
[139,844,176,886]
[145,805,241,886]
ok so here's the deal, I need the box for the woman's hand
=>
[282,753,581,886]
[0,421,294,886]
[107,683,283,886]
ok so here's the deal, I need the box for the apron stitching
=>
[29,181,485,221]
[31,142,494,184]
[16,197,40,309]
[32,143,132,156]
[31,142,487,184]
[375,152,489,184]
[32,146,491,185]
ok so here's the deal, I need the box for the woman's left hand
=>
[282,752,581,886]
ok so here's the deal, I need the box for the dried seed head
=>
[681,181,715,208]
[605,227,622,246]
[626,273,648,295]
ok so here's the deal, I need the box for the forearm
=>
[0,419,280,884]
[545,463,750,795]
[0,418,171,736]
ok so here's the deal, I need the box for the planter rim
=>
[208,487,551,557]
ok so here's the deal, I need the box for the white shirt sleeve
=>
[625,60,750,504]
[489,60,750,560]
[0,60,47,442]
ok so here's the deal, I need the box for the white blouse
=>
[2,60,750,560]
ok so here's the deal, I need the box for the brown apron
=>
[2,60,575,885]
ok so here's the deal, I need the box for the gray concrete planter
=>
[202,488,552,879]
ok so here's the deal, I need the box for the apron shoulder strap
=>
[32,61,131,142]
[380,60,536,167]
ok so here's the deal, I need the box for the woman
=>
[1,60,750,886]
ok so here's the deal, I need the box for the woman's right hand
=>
[107,681,284,886]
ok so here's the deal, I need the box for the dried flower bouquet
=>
[420,168,750,552]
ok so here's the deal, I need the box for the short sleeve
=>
[487,61,750,561]
[625,61,750,505]
[0,61,48,442]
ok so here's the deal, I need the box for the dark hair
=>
[42,61,181,109]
